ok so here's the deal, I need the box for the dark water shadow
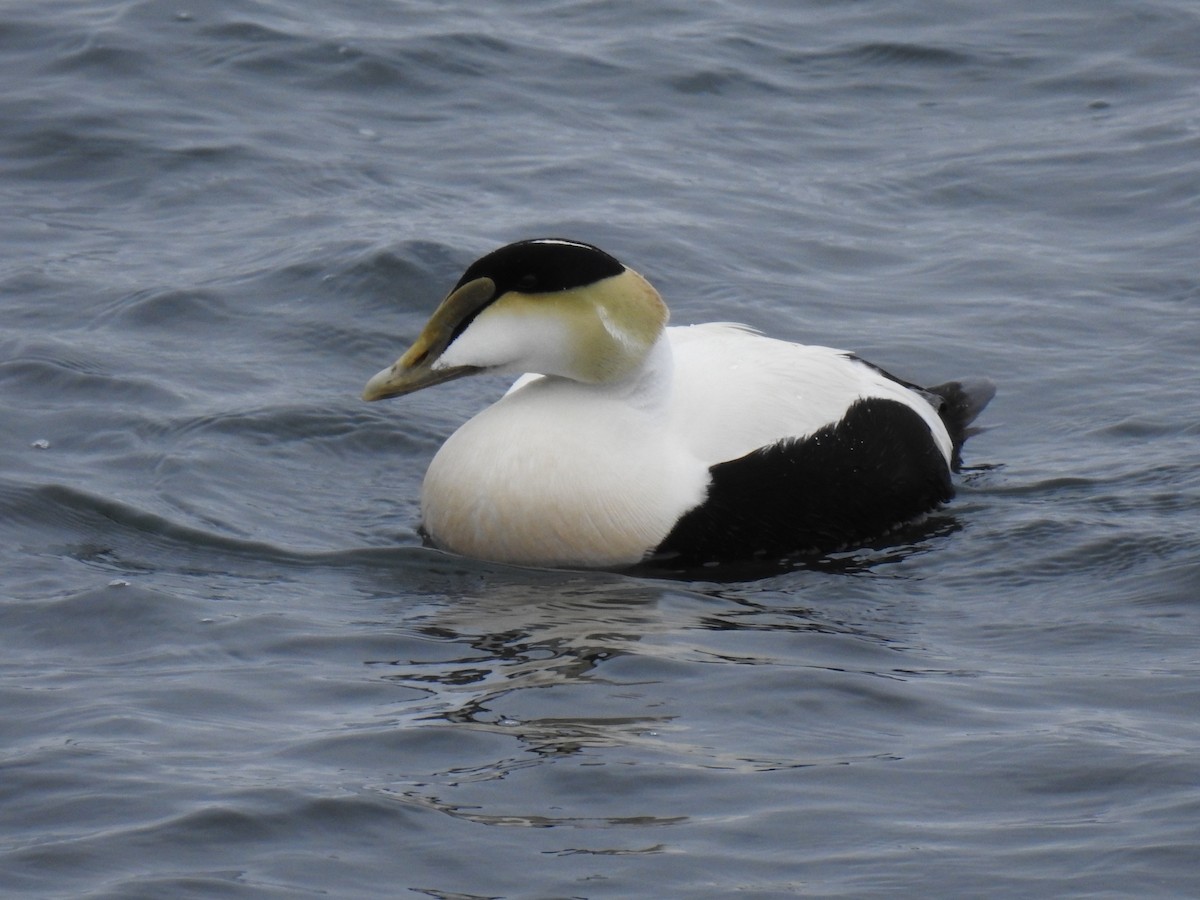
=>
[632,512,963,583]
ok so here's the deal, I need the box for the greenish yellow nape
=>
[485,267,668,383]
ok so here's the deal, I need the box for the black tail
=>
[924,378,996,470]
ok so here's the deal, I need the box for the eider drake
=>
[363,239,994,569]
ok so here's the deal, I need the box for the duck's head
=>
[362,239,668,401]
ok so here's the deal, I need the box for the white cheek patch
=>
[438,303,575,376]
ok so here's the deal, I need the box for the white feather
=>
[665,323,952,464]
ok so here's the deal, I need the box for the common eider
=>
[363,239,994,568]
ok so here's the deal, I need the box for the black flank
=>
[847,356,995,471]
[653,397,954,565]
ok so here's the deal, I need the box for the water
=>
[3,0,1199,896]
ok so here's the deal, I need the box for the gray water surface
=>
[2,1,1199,897]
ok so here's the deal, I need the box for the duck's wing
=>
[652,324,968,564]
[665,323,952,466]
[652,393,955,564]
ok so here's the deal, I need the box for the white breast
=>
[421,374,709,567]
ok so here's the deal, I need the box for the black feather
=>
[652,397,955,565]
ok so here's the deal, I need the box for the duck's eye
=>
[514,274,539,293]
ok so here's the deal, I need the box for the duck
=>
[363,238,994,569]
